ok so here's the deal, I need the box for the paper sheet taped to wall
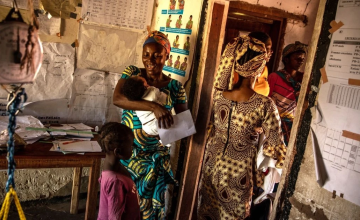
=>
[318,78,360,134]
[0,0,39,9]
[21,42,75,102]
[81,0,154,30]
[311,106,360,206]
[77,23,145,72]
[20,99,70,125]
[38,14,61,36]
[41,0,80,18]
[67,69,122,126]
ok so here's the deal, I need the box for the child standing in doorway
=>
[97,122,140,220]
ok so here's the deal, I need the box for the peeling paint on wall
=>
[289,196,329,220]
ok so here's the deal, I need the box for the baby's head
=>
[122,76,148,101]
[98,122,134,159]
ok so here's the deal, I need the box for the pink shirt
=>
[98,171,141,220]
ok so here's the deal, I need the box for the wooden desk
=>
[0,141,105,220]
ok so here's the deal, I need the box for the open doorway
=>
[176,1,308,219]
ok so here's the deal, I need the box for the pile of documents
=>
[46,123,102,154]
[50,140,101,155]
[0,115,50,145]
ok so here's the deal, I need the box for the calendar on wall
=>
[81,0,154,30]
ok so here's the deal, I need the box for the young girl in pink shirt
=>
[97,122,141,220]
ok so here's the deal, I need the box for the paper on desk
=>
[0,115,49,144]
[158,110,196,146]
[310,104,360,206]
[50,123,93,131]
[51,140,101,152]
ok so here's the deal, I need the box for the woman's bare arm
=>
[174,102,188,114]
[113,78,174,128]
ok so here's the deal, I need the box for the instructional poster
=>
[154,0,202,84]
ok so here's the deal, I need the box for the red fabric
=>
[98,171,141,220]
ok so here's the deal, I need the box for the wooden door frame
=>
[175,1,310,219]
[175,1,229,219]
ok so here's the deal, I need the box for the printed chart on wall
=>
[311,0,360,206]
[81,0,154,30]
[154,0,202,84]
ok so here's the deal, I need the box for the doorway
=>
[224,7,286,72]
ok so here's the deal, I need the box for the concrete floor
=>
[7,194,97,220]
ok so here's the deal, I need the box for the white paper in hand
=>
[158,110,196,145]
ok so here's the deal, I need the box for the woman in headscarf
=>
[268,42,307,145]
[113,31,188,219]
[197,35,286,220]
[248,32,273,97]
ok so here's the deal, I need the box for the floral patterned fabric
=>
[198,90,286,220]
[120,65,187,219]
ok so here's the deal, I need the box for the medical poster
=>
[154,0,202,84]
[312,0,360,205]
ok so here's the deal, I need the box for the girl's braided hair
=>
[98,122,134,153]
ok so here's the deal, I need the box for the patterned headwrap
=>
[143,31,171,54]
[282,41,308,58]
[214,35,268,90]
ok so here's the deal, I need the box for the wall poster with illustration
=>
[154,0,203,84]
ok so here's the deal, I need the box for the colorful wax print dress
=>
[174,60,180,69]
[198,90,286,220]
[120,65,187,219]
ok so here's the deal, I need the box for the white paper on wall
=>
[311,0,360,206]
[38,13,61,35]
[77,23,145,72]
[21,42,75,102]
[0,0,39,9]
[40,0,80,18]
[317,78,360,134]
[20,99,70,125]
[81,0,154,30]
[310,106,360,206]
[67,69,122,127]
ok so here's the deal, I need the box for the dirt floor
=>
[7,193,97,220]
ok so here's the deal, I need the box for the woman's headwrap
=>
[214,35,268,90]
[282,41,308,58]
[143,31,171,54]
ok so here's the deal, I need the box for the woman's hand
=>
[152,103,174,129]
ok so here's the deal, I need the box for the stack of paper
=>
[50,140,102,154]
[49,123,94,139]
[0,115,50,144]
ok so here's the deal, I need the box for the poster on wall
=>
[81,0,154,30]
[311,0,360,206]
[154,0,202,84]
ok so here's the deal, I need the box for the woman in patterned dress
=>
[113,31,187,220]
[197,35,286,220]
